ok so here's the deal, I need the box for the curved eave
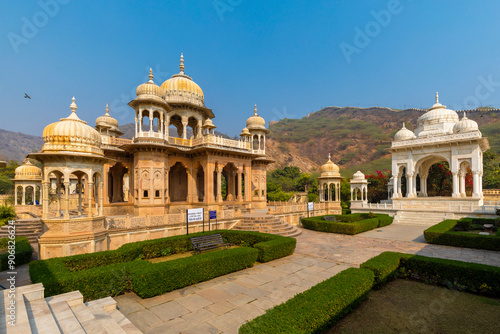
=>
[128,96,172,110]
[27,151,114,163]
[167,102,215,119]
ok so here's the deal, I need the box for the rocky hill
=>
[0,129,44,162]
[265,106,500,176]
[1,106,499,177]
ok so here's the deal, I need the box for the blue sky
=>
[1,0,500,137]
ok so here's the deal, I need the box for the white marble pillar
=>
[452,172,459,197]
[472,171,480,198]
[459,172,466,197]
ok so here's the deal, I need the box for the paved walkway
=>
[114,226,500,333]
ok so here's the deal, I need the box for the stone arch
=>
[169,114,183,138]
[222,163,238,201]
[108,162,128,203]
[142,110,151,132]
[169,162,188,202]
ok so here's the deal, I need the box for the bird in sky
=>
[24,93,31,99]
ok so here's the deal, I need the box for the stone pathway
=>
[114,227,500,333]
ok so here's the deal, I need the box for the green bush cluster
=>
[30,230,296,301]
[239,268,375,334]
[424,219,500,251]
[0,237,33,270]
[362,252,500,298]
[0,205,16,227]
[301,213,393,235]
[240,251,500,333]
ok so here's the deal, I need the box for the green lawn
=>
[328,279,500,334]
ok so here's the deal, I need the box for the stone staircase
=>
[232,213,301,237]
[0,219,43,243]
[393,210,452,226]
[0,283,141,334]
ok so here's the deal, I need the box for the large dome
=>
[414,92,459,137]
[161,54,205,107]
[42,97,103,156]
[15,161,42,180]
[320,154,340,177]
[246,105,266,131]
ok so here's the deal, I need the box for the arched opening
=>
[35,186,41,205]
[25,186,34,205]
[152,111,161,133]
[459,161,473,197]
[169,162,188,202]
[196,166,205,202]
[426,162,452,197]
[188,117,198,139]
[108,162,128,203]
[398,166,407,197]
[222,163,237,201]
[260,136,265,150]
[169,114,183,138]
[142,110,151,132]
[253,135,259,150]
[241,172,245,199]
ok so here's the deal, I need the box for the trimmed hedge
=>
[30,230,295,301]
[240,251,500,333]
[424,219,500,251]
[0,237,33,270]
[239,268,375,334]
[362,251,500,298]
[301,213,393,235]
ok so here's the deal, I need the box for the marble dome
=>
[96,105,119,130]
[136,69,166,103]
[246,105,266,130]
[414,92,459,137]
[394,123,416,141]
[353,170,365,180]
[453,112,479,134]
[15,161,42,180]
[320,154,340,177]
[42,97,103,156]
[161,54,205,107]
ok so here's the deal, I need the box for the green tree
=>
[0,205,16,227]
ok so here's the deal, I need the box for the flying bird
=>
[24,93,31,99]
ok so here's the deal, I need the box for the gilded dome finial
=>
[254,104,258,115]
[435,92,439,104]
[180,53,185,74]
[148,68,154,83]
[70,97,77,113]
[328,153,331,161]
[105,104,109,115]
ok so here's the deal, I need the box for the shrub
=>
[302,214,393,235]
[239,268,374,334]
[132,248,258,298]
[424,219,500,251]
[0,205,16,227]
[30,230,295,301]
[0,237,33,270]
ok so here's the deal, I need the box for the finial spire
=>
[328,153,331,161]
[254,104,258,115]
[70,97,77,113]
[105,104,109,115]
[402,122,406,129]
[463,111,467,119]
[435,92,439,104]
[148,68,154,83]
[180,53,185,74]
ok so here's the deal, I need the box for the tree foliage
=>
[0,161,19,195]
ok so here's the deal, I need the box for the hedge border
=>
[301,213,393,235]
[424,219,500,251]
[240,251,500,333]
[29,230,296,301]
[0,237,33,271]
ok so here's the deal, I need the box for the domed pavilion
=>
[390,93,489,201]
[318,154,342,203]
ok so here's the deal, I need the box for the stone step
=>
[47,300,85,334]
[25,298,61,334]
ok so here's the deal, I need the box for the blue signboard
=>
[209,210,217,220]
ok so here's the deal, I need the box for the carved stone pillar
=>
[216,167,223,203]
[88,182,94,218]
[64,181,70,219]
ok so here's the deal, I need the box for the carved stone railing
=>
[109,137,133,146]
[391,131,481,148]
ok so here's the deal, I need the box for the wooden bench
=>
[190,234,230,254]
